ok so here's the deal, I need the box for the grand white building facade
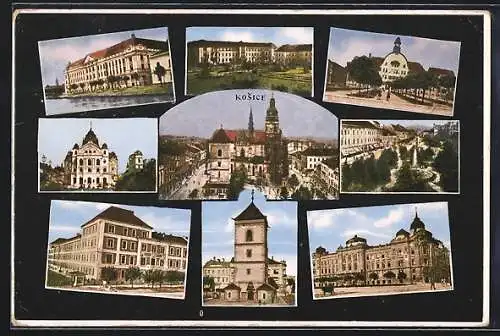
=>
[63,126,119,189]
[64,33,171,94]
[47,206,188,282]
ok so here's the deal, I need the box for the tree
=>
[279,186,288,199]
[107,75,117,90]
[131,72,140,86]
[154,62,167,84]
[227,166,247,200]
[397,270,407,283]
[189,188,199,199]
[433,140,458,192]
[164,270,185,284]
[124,266,142,288]
[347,56,383,92]
[79,82,86,92]
[116,158,156,191]
[203,276,215,292]
[142,269,156,288]
[391,161,430,192]
[291,186,313,200]
[287,277,296,292]
[383,271,396,282]
[101,267,118,284]
[287,174,300,190]
[369,272,378,284]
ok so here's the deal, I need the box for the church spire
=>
[248,106,254,135]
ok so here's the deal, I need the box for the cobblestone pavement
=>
[324,90,453,116]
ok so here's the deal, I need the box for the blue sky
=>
[202,188,298,276]
[187,27,312,46]
[160,90,338,140]
[48,200,191,244]
[328,27,461,74]
[307,202,452,255]
[38,27,169,87]
[38,118,157,174]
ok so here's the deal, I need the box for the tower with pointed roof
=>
[231,191,269,301]
[248,106,255,137]
[264,95,285,185]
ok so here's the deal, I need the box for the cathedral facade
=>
[63,125,119,190]
[203,96,288,199]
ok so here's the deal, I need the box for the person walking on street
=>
[386,90,391,102]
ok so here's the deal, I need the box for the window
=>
[88,159,92,165]
[246,249,252,258]
[246,269,251,275]
[121,241,127,250]
[227,292,231,298]
[217,149,222,157]
[245,229,253,242]
[263,293,266,299]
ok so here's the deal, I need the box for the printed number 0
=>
[199,310,204,317]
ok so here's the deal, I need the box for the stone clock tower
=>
[232,190,269,301]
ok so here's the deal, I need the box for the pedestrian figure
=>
[377,90,382,100]
[430,280,436,290]
[386,90,391,101]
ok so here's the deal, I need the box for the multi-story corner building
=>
[297,147,338,170]
[340,120,384,157]
[62,125,119,189]
[64,33,171,94]
[203,96,287,199]
[312,157,340,199]
[274,44,313,67]
[47,206,188,282]
[311,209,451,288]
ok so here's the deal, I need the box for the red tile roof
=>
[67,36,169,69]
[80,206,153,229]
[210,129,267,144]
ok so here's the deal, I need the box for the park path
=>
[324,89,453,116]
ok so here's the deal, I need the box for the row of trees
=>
[391,71,456,104]
[346,55,456,104]
[342,148,398,191]
[101,266,185,288]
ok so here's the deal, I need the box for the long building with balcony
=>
[311,209,451,288]
[47,206,188,282]
[64,33,171,94]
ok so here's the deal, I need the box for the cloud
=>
[40,38,122,63]
[373,206,404,228]
[308,208,370,230]
[279,27,312,44]
[140,212,190,234]
[266,209,296,228]
[342,228,391,239]
[220,30,255,42]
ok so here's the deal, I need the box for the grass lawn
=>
[63,83,173,98]
[187,69,312,96]
[46,270,72,287]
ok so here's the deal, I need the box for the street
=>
[170,164,209,200]
[324,89,453,116]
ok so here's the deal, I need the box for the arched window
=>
[88,159,92,165]
[246,229,253,242]
[240,149,245,157]
[217,149,222,157]
[79,159,83,166]
[96,159,100,166]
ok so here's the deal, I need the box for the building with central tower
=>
[203,95,288,199]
